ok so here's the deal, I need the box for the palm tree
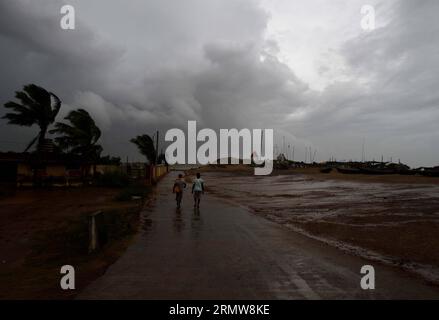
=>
[2,84,61,151]
[130,134,156,164]
[50,109,103,161]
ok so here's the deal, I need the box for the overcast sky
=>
[0,0,438,166]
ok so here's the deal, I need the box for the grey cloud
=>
[289,0,439,165]
[0,0,438,166]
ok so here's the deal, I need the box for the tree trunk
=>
[38,127,47,151]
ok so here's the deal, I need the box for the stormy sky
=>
[0,0,438,166]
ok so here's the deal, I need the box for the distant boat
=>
[420,168,439,177]
[320,167,332,174]
[336,167,361,174]
[359,167,395,175]
[398,169,417,175]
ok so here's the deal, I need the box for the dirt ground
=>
[0,187,145,299]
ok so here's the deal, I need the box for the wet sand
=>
[197,169,439,285]
[80,172,439,299]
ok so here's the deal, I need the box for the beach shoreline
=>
[185,165,439,286]
[187,164,439,184]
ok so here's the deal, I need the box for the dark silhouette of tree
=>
[50,109,102,161]
[2,84,61,151]
[157,152,167,165]
[130,134,156,164]
[99,155,122,165]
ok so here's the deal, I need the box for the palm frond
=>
[2,84,62,151]
[51,108,102,159]
[130,134,157,164]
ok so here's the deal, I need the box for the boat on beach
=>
[336,166,361,174]
[359,167,395,175]
[419,167,439,177]
[320,167,333,174]
[336,162,413,175]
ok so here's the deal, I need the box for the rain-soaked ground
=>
[204,171,439,285]
[79,172,439,299]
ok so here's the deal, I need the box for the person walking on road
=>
[173,174,186,209]
[192,173,205,208]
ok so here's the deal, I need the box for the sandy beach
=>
[186,165,439,285]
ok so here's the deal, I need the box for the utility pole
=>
[283,136,285,156]
[155,130,159,165]
[362,137,365,162]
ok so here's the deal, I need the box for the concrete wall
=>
[46,165,66,177]
[154,164,168,181]
[17,163,32,177]
[93,164,121,175]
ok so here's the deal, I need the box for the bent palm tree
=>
[2,84,61,151]
[130,135,156,164]
[50,109,103,161]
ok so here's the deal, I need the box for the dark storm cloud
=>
[0,1,123,98]
[0,0,438,165]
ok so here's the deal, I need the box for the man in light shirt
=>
[191,173,204,208]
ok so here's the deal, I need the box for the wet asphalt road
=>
[79,172,439,299]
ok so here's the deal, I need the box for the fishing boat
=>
[420,167,439,177]
[359,167,395,175]
[336,166,361,174]
[398,169,417,175]
[320,167,332,174]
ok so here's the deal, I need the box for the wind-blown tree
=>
[2,84,61,151]
[130,134,156,165]
[50,109,103,162]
